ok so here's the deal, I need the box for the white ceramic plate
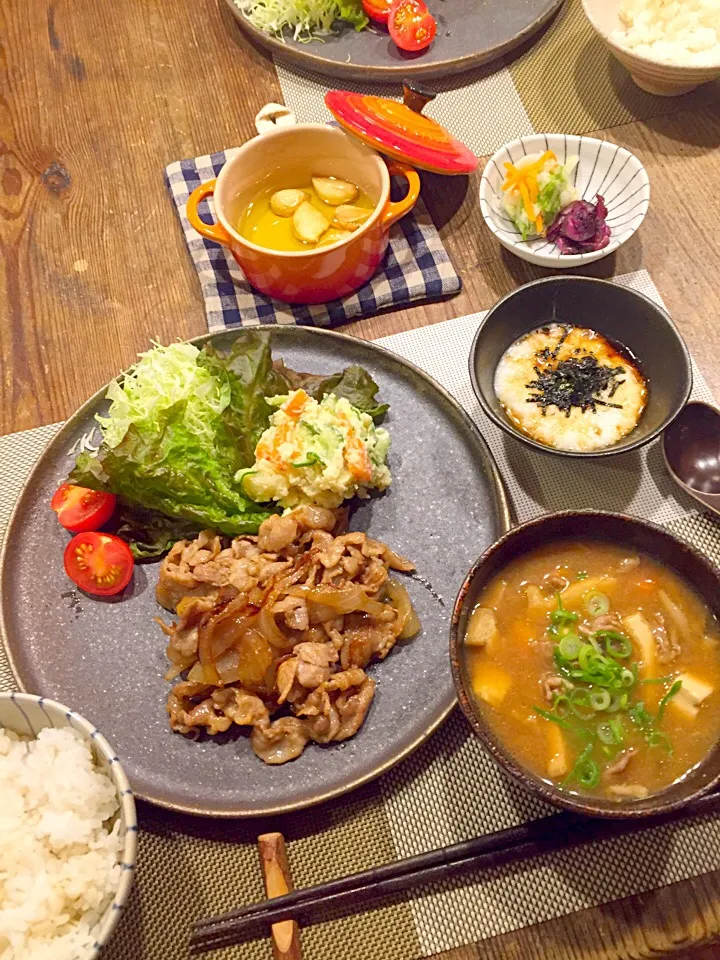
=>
[0,693,137,960]
[480,133,650,268]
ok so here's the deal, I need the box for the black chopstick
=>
[189,790,720,955]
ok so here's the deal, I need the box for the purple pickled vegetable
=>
[563,201,597,241]
[546,195,611,255]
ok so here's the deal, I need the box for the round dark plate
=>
[1,327,510,817]
[224,0,563,83]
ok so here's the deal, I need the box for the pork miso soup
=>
[464,541,720,801]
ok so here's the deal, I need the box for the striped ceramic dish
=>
[479,134,650,268]
[0,692,137,959]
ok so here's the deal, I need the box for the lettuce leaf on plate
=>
[109,503,203,560]
[70,334,282,540]
[273,362,389,422]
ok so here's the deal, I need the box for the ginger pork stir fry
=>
[156,506,420,764]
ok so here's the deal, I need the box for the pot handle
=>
[186,179,232,247]
[381,161,421,231]
[255,103,297,135]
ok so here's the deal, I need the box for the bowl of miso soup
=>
[450,511,720,818]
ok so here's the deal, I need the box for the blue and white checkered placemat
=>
[165,148,461,329]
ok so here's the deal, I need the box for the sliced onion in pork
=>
[187,660,211,684]
[258,604,295,650]
[385,577,421,639]
[383,548,415,572]
[215,649,242,685]
[302,585,388,619]
[197,596,253,683]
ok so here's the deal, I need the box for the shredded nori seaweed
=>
[525,351,626,417]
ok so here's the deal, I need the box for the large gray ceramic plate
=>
[225,0,563,82]
[1,327,510,817]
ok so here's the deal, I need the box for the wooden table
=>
[2,0,720,956]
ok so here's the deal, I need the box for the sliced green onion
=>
[552,649,574,679]
[648,729,673,753]
[577,758,601,789]
[563,743,601,789]
[656,679,683,724]
[590,689,611,711]
[551,610,579,628]
[550,593,579,628]
[534,705,575,732]
[606,691,628,713]
[601,632,632,659]
[597,719,624,745]
[562,743,591,786]
[569,688,595,721]
[585,592,610,617]
[576,571,588,581]
[609,716,625,744]
[578,643,598,671]
[620,668,636,688]
[553,694,571,719]
[597,722,616,745]
[628,702,654,732]
[558,633,582,661]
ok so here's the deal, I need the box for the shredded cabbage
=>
[97,343,231,449]
[238,0,368,42]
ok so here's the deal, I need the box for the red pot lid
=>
[325,83,478,176]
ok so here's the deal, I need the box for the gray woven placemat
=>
[2,269,720,960]
[374,268,720,953]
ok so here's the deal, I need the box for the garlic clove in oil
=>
[292,201,331,244]
[270,189,307,217]
[332,204,372,231]
[312,177,359,206]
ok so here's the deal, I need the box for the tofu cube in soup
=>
[470,662,511,708]
[465,606,498,649]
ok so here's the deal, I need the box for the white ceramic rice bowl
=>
[480,133,650,268]
[0,692,137,960]
[582,0,720,97]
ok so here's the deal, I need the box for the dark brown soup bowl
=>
[450,510,720,819]
[469,276,692,458]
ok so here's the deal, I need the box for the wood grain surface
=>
[2,0,720,957]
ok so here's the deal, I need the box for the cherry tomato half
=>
[362,0,392,23]
[51,484,117,533]
[63,532,134,597]
[388,0,436,51]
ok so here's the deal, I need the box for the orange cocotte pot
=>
[186,104,420,305]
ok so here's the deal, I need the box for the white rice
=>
[0,727,123,960]
[614,0,720,66]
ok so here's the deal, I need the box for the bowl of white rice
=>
[0,693,137,960]
[582,0,720,96]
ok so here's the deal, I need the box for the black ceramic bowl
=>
[469,276,692,458]
[450,511,720,819]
